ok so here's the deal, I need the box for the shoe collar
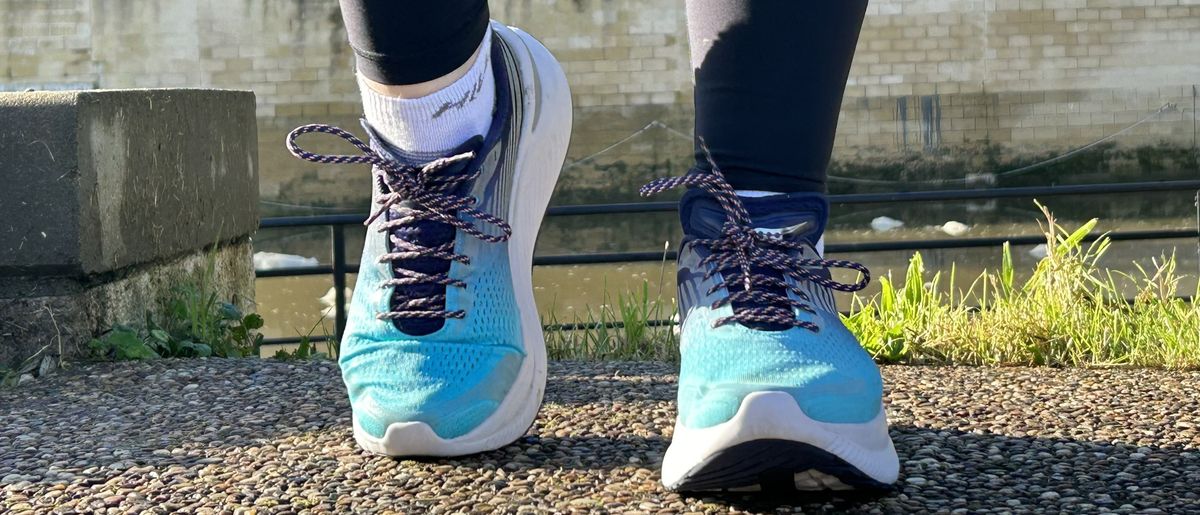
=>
[679,186,829,248]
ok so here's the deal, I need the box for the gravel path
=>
[2,359,1199,514]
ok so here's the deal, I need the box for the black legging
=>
[338,0,867,194]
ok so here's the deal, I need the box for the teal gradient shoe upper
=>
[342,228,524,440]
[674,271,883,428]
[643,165,884,430]
[288,39,529,441]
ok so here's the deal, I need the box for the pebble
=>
[1,360,1197,513]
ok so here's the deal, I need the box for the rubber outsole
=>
[661,391,899,491]
[670,439,894,493]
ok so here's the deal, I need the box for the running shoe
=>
[642,155,899,491]
[286,21,571,456]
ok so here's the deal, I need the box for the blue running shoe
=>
[642,155,899,491]
[286,22,571,457]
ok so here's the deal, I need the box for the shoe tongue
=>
[370,131,487,336]
[678,188,830,332]
[679,188,828,246]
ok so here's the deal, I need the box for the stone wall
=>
[855,0,1200,95]
[2,0,1197,208]
[840,0,1199,154]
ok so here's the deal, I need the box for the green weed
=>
[89,299,264,361]
[543,204,1200,368]
[542,282,679,361]
[89,245,266,361]
[844,202,1200,368]
[543,242,679,361]
[272,317,337,361]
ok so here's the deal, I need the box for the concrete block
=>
[0,88,258,367]
[0,89,259,277]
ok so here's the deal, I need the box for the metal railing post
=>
[331,225,348,341]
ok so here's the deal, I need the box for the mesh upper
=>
[676,300,883,428]
[341,230,525,440]
[674,191,884,428]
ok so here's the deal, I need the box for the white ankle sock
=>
[358,30,495,163]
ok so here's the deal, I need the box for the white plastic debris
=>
[319,287,354,318]
[253,252,319,270]
[870,216,905,232]
[940,221,970,237]
[1028,243,1049,259]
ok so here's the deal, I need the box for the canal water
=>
[252,100,1199,341]
[254,190,1200,341]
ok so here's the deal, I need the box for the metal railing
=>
[256,179,1200,345]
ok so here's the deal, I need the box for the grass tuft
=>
[845,202,1200,368]
[543,242,679,362]
[543,278,680,362]
[544,204,1200,368]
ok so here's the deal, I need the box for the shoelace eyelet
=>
[638,139,870,332]
[286,123,513,322]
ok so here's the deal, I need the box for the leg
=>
[687,0,868,193]
[288,5,572,457]
[643,0,899,492]
[341,0,489,88]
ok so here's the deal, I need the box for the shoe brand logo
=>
[752,220,813,238]
[433,60,490,120]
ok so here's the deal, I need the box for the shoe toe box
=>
[678,311,883,428]
[341,339,525,440]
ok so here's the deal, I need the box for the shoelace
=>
[639,143,870,331]
[287,124,512,320]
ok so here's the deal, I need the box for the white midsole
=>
[661,391,900,488]
[352,21,572,457]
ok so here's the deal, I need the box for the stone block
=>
[0,89,258,276]
[0,89,258,367]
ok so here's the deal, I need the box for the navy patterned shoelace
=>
[639,144,871,332]
[287,124,512,320]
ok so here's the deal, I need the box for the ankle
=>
[361,43,484,100]
[357,30,495,159]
